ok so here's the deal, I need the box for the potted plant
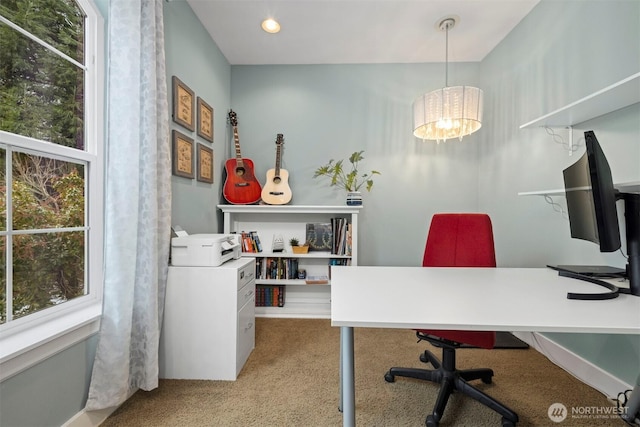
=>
[289,237,309,254]
[313,151,380,205]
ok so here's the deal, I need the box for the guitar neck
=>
[274,133,284,176]
[232,126,244,167]
[275,142,282,175]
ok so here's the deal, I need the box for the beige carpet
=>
[101,318,625,426]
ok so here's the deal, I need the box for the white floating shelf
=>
[518,181,640,197]
[520,73,640,129]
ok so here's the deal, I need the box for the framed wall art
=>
[172,76,195,131]
[197,143,214,183]
[172,130,195,179]
[197,97,214,143]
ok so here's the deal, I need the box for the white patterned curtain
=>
[86,0,171,411]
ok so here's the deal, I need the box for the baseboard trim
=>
[512,331,631,399]
[62,406,118,427]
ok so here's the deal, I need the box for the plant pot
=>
[346,191,362,206]
[291,245,309,254]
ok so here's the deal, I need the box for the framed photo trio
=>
[171,76,215,184]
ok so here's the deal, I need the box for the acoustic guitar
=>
[223,110,262,204]
[261,134,292,205]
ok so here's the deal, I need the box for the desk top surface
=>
[330,267,640,334]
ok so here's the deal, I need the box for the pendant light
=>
[413,16,483,143]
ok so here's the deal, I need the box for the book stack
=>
[255,285,285,307]
[305,218,352,256]
[330,218,351,255]
[330,258,351,267]
[239,231,262,253]
[255,257,299,280]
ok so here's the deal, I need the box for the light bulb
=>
[261,18,280,34]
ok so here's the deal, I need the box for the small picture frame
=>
[172,76,195,131]
[172,130,194,179]
[197,143,214,183]
[197,97,214,143]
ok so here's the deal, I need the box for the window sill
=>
[0,303,102,381]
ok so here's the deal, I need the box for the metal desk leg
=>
[339,330,343,412]
[340,326,355,427]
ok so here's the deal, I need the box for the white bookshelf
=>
[218,204,361,318]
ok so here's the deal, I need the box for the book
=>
[306,223,332,251]
[250,231,262,252]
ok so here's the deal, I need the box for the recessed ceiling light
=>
[261,18,280,34]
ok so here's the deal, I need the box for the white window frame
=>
[0,0,105,381]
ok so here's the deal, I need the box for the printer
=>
[171,233,241,267]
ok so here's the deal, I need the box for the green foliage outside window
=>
[0,0,88,323]
[0,0,85,148]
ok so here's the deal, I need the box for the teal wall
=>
[0,336,98,427]
[229,62,483,267]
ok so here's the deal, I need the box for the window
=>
[0,0,103,375]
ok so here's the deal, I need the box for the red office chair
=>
[384,213,519,427]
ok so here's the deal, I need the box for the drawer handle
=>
[245,289,254,298]
[244,322,254,332]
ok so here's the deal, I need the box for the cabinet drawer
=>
[238,281,255,307]
[237,259,255,290]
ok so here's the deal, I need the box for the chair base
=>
[385,348,518,426]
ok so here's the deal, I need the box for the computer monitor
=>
[561,130,639,298]
[563,131,621,252]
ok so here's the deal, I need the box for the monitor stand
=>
[554,269,624,300]
[547,264,626,278]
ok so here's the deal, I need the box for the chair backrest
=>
[420,213,497,349]
[422,213,496,268]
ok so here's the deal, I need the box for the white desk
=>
[330,267,640,427]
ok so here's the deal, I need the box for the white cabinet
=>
[218,205,361,319]
[159,257,255,380]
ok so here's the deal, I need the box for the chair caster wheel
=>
[501,417,516,427]
[426,415,438,427]
[420,351,429,363]
[384,372,395,382]
[481,376,493,384]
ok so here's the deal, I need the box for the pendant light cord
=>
[444,21,449,87]
[439,18,455,87]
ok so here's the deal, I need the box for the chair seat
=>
[417,329,496,350]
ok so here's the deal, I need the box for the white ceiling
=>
[185,0,540,65]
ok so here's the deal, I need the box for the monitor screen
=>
[563,130,621,253]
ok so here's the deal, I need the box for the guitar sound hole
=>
[235,167,245,177]
[273,177,281,184]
